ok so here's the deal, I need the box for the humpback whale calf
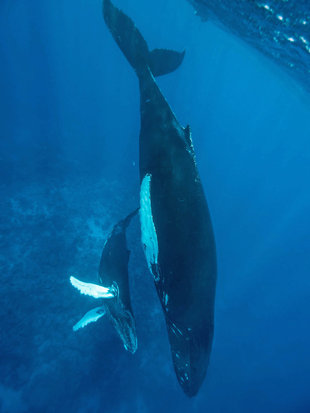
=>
[103,0,217,396]
[70,210,138,354]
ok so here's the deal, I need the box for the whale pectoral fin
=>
[69,276,116,299]
[149,49,185,77]
[73,306,106,332]
[139,174,159,281]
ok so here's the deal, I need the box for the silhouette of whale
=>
[103,0,217,396]
[70,209,138,354]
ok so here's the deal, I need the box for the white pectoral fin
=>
[70,276,116,299]
[140,174,159,279]
[73,306,106,332]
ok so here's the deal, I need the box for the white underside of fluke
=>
[70,276,116,299]
[140,174,159,276]
[73,306,106,332]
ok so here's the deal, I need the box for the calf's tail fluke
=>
[103,0,185,78]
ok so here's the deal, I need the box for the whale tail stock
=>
[117,208,139,232]
[103,0,185,78]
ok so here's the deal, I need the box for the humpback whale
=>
[70,209,138,354]
[103,0,217,396]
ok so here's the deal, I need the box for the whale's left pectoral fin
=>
[73,306,106,332]
[70,276,117,299]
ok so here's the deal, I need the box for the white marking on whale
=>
[70,276,116,299]
[139,174,159,278]
[73,306,106,331]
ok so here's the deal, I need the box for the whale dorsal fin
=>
[184,125,192,145]
[183,125,197,163]
[184,125,194,150]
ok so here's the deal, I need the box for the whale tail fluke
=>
[149,48,185,77]
[103,0,185,77]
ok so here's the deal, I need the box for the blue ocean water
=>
[189,0,310,92]
[0,0,310,412]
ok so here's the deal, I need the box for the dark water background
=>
[189,0,310,92]
[1,0,310,412]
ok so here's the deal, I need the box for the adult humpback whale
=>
[70,210,138,354]
[103,0,217,396]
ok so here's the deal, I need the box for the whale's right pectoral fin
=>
[70,276,117,299]
[73,306,106,332]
